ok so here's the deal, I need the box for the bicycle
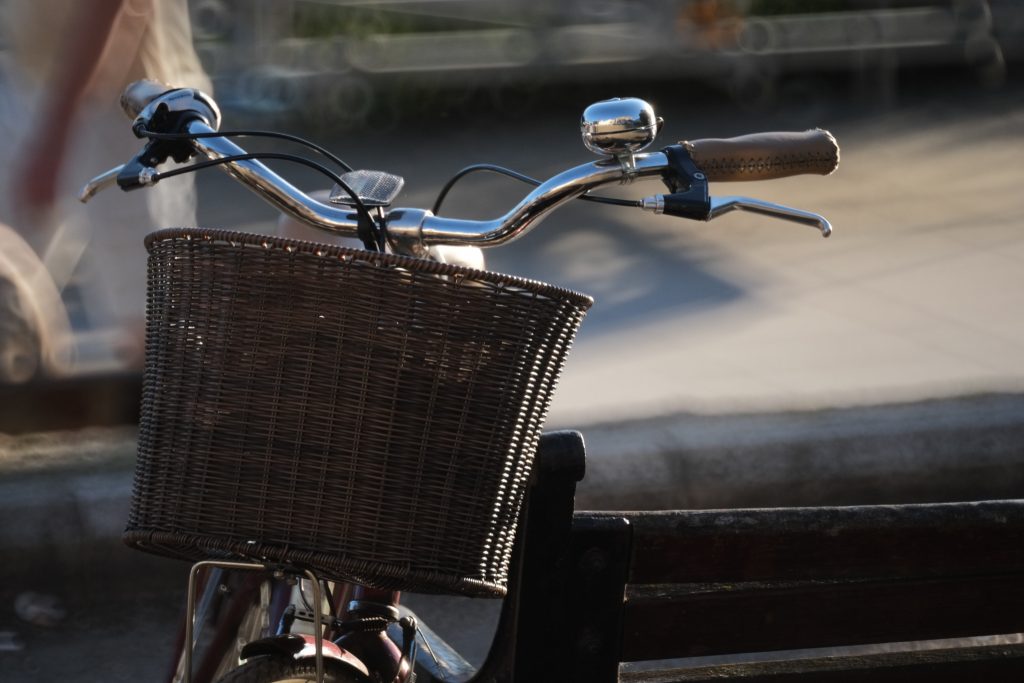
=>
[81,80,839,683]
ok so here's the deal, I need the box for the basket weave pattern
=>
[125,228,591,596]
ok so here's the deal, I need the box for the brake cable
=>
[432,163,642,215]
[148,151,383,251]
[135,126,354,172]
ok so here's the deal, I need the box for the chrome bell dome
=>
[580,97,662,157]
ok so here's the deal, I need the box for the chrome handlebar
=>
[79,85,834,257]
[185,120,681,255]
[187,120,362,237]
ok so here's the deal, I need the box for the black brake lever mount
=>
[117,88,220,191]
[658,144,711,221]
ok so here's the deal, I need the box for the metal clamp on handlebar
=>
[127,84,221,137]
[646,145,711,220]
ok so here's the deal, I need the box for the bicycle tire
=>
[215,655,362,683]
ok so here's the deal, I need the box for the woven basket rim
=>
[145,227,594,309]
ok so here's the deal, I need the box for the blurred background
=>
[190,0,1020,127]
[1,0,1024,679]
[0,0,1021,402]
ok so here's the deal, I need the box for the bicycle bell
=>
[580,97,662,157]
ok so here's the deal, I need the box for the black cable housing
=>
[152,152,382,250]
[136,126,353,172]
[432,163,642,214]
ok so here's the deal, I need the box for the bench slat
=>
[621,573,1024,661]
[587,501,1024,584]
[620,642,1024,682]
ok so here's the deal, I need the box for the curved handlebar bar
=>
[184,119,676,253]
[80,83,840,256]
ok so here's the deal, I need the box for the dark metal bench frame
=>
[416,430,1024,682]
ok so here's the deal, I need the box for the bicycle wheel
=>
[216,656,362,683]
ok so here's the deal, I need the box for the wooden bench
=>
[413,430,1024,682]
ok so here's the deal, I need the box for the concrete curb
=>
[572,392,1024,510]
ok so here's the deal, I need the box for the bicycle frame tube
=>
[184,562,327,683]
[172,571,405,683]
[169,569,268,683]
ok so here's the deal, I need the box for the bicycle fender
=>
[240,633,370,678]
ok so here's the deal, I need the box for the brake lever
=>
[80,136,187,203]
[709,196,832,237]
[79,165,124,203]
[641,193,832,237]
[77,157,159,203]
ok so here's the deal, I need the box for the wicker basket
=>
[124,228,591,597]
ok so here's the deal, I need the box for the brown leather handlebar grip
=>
[682,129,839,182]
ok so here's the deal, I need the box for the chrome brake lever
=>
[78,165,125,203]
[709,196,832,237]
[640,193,832,237]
